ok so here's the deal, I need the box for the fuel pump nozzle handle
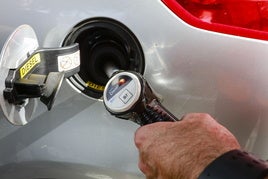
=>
[103,71,178,125]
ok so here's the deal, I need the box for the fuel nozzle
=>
[103,71,178,125]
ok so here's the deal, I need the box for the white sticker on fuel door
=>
[58,50,80,72]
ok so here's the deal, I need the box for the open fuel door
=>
[0,25,80,125]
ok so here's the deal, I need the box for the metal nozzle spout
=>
[104,62,120,78]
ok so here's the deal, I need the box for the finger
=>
[180,113,215,123]
[180,113,203,120]
[138,160,151,175]
[138,152,157,178]
[134,126,149,149]
[134,122,173,149]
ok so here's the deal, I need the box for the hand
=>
[134,113,241,179]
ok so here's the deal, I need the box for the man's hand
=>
[134,113,241,179]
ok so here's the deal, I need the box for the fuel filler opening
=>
[62,17,145,99]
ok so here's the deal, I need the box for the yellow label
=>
[19,53,41,78]
[86,81,105,91]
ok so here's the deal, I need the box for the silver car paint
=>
[0,0,268,177]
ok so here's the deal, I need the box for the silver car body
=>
[0,0,268,178]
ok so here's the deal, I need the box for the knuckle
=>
[134,126,148,148]
[181,113,215,127]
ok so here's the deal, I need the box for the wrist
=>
[198,149,268,179]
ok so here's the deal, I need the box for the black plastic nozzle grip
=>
[138,99,178,125]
